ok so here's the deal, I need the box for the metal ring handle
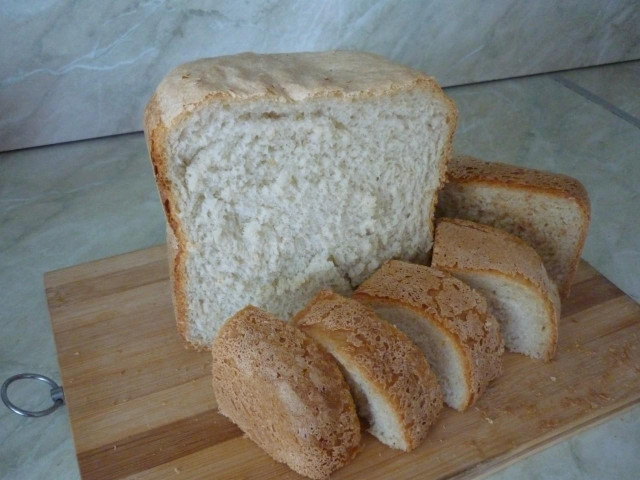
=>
[1,373,65,417]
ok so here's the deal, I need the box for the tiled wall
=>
[1,0,639,152]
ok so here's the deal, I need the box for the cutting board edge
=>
[454,398,640,480]
[43,243,167,289]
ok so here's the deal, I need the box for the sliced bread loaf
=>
[436,155,590,298]
[144,51,457,349]
[432,218,560,361]
[293,291,443,451]
[211,306,360,479]
[353,261,504,411]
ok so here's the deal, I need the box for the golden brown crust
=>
[444,155,590,298]
[144,94,195,350]
[432,218,560,361]
[433,218,558,301]
[446,155,591,214]
[353,261,504,410]
[562,209,590,298]
[211,306,360,479]
[292,291,442,451]
[150,51,455,127]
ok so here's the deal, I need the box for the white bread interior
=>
[145,51,457,348]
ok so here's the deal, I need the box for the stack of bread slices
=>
[145,51,590,479]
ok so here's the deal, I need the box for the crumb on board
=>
[474,406,495,425]
[174,466,181,474]
[550,376,557,382]
[538,418,560,430]
[589,388,611,402]
[524,404,539,417]
[500,405,515,415]
[572,340,596,355]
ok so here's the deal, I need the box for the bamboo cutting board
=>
[45,245,640,480]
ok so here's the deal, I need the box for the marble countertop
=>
[1,60,639,480]
[3,1,639,151]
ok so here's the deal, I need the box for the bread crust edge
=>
[352,292,476,411]
[144,94,203,350]
[293,290,443,450]
[443,155,591,297]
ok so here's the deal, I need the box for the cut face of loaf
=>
[211,306,360,480]
[437,155,590,298]
[293,291,443,451]
[353,261,504,411]
[144,51,457,348]
[432,218,560,361]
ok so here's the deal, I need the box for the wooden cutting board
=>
[45,245,640,480]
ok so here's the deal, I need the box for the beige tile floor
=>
[1,61,638,480]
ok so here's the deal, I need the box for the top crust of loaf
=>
[433,218,560,304]
[147,51,454,128]
[211,306,360,479]
[353,261,504,408]
[293,291,443,451]
[446,155,591,215]
[432,218,560,359]
[144,51,457,349]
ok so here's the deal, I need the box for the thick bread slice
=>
[144,50,457,349]
[432,218,560,361]
[353,260,504,411]
[292,291,443,451]
[211,306,360,479]
[437,155,590,298]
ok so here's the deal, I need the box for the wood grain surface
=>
[44,245,640,480]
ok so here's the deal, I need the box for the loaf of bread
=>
[144,51,457,348]
[293,291,443,451]
[211,306,360,479]
[353,261,504,411]
[432,218,560,361]
[437,155,590,297]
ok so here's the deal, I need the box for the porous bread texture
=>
[292,290,443,451]
[211,306,360,480]
[437,155,590,298]
[353,260,504,411]
[144,51,457,349]
[432,218,560,361]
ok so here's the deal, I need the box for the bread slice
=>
[437,155,590,298]
[211,306,360,479]
[293,291,443,451]
[432,218,560,361]
[144,51,457,349]
[353,261,503,411]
